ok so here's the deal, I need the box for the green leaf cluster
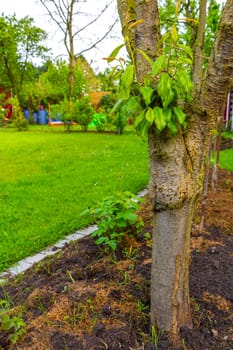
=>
[109,19,193,138]
[81,192,144,254]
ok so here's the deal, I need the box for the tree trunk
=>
[135,0,160,81]
[193,0,207,89]
[69,53,75,98]
[148,129,201,341]
[150,0,233,340]
[151,204,194,332]
[117,0,136,56]
[117,0,233,343]
[68,0,75,98]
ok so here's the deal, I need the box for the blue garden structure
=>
[38,109,48,125]
[23,109,30,121]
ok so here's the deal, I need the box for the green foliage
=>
[49,104,61,120]
[151,325,159,349]
[99,93,127,132]
[112,51,192,137]
[122,245,139,260]
[0,14,48,101]
[0,299,25,344]
[58,98,75,131]
[99,93,117,113]
[73,96,94,131]
[83,192,144,253]
[0,92,8,126]
[159,0,221,62]
[8,96,28,131]
[60,98,74,120]
[119,65,134,100]
[91,113,107,132]
[204,0,222,61]
[109,0,221,139]
[0,107,7,126]
[35,60,70,102]
[110,0,196,139]
[36,59,88,103]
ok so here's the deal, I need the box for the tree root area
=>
[0,168,232,350]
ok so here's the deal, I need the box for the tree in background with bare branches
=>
[39,0,118,97]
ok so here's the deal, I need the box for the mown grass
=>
[0,127,149,272]
[222,131,233,139]
[219,148,233,172]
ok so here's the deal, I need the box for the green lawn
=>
[219,148,233,172]
[222,131,233,139]
[0,128,149,271]
[219,132,233,172]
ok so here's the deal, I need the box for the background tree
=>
[117,0,233,344]
[31,57,101,107]
[38,0,118,97]
[0,14,48,103]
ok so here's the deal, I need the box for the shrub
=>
[92,113,107,132]
[73,96,94,131]
[8,97,28,131]
[99,93,117,114]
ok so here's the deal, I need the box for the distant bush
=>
[92,113,108,132]
[73,96,94,132]
[8,97,28,131]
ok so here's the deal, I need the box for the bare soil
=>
[0,167,232,350]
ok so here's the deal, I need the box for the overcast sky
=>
[1,0,124,72]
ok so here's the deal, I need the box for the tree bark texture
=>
[193,0,207,89]
[135,0,160,81]
[117,0,136,58]
[148,130,198,338]
[117,0,233,342]
[68,0,75,98]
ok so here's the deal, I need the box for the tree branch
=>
[76,18,118,57]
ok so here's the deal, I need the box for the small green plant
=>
[121,270,131,285]
[144,232,152,240]
[182,338,188,350]
[82,191,143,254]
[63,302,85,327]
[122,245,139,260]
[92,113,107,132]
[151,325,159,350]
[0,299,25,344]
[144,231,152,247]
[136,299,149,312]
